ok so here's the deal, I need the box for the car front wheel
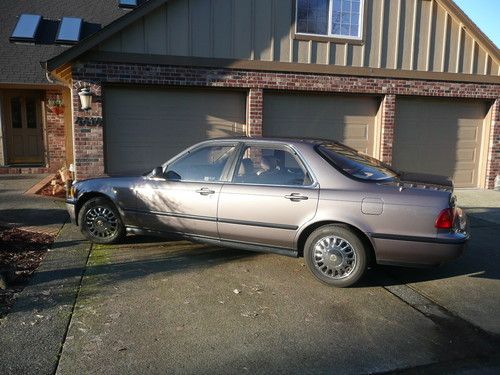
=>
[78,197,125,244]
[304,224,367,287]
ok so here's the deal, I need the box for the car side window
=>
[165,144,236,182]
[233,145,312,186]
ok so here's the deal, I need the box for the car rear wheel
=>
[78,197,125,244]
[304,225,367,287]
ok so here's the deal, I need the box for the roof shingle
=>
[0,0,127,84]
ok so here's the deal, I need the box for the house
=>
[0,0,130,174]
[5,0,500,188]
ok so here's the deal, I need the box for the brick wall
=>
[380,94,396,164]
[45,89,67,172]
[486,99,500,189]
[72,62,500,186]
[71,81,105,179]
[247,88,263,137]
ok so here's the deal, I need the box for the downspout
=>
[41,61,77,178]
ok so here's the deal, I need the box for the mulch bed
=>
[0,226,55,318]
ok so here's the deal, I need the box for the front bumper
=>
[373,232,468,267]
[66,199,77,225]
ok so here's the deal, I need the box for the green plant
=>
[47,96,64,108]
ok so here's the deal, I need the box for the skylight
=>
[56,17,83,44]
[118,0,138,9]
[10,14,42,42]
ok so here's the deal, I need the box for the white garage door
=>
[393,98,487,188]
[104,87,246,175]
[263,93,379,156]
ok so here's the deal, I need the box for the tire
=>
[304,224,367,287]
[78,197,125,244]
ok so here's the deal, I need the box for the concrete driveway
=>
[50,190,500,374]
[1,183,498,374]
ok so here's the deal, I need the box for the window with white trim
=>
[296,0,364,39]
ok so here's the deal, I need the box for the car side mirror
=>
[151,167,164,179]
[164,170,181,181]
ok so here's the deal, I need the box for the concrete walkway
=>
[0,174,68,235]
[0,174,76,374]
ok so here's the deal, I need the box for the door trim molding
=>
[125,208,299,230]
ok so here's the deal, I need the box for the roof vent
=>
[56,17,83,44]
[10,14,42,43]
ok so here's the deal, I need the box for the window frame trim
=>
[227,141,319,189]
[158,141,241,184]
[294,0,365,43]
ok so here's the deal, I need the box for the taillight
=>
[435,208,455,229]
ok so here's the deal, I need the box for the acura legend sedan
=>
[66,138,468,287]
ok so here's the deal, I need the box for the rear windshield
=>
[316,143,398,181]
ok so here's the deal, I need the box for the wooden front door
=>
[3,92,44,164]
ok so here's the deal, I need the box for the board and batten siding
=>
[98,0,499,76]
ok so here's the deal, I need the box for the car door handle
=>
[196,188,216,196]
[284,193,309,201]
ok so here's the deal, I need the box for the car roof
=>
[206,136,335,147]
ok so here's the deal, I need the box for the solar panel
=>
[10,14,42,42]
[118,0,138,8]
[56,17,83,44]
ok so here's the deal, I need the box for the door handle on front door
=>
[196,188,216,196]
[284,193,309,202]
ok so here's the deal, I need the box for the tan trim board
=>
[438,0,499,63]
[292,33,365,46]
[81,51,500,85]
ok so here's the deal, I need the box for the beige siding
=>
[98,0,499,77]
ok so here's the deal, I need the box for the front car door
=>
[217,142,319,249]
[134,142,239,238]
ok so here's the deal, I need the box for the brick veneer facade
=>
[486,98,500,188]
[380,94,396,164]
[0,88,67,175]
[72,62,500,187]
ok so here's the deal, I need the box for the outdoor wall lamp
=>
[78,87,92,111]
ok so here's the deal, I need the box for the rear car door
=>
[217,143,319,249]
[135,142,239,238]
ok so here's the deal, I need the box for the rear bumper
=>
[372,233,468,267]
[66,200,77,225]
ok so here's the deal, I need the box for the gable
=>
[96,0,499,78]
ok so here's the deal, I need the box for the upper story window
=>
[296,0,364,40]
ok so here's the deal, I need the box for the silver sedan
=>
[66,138,468,287]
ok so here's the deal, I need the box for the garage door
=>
[393,98,487,188]
[263,93,379,155]
[104,87,246,175]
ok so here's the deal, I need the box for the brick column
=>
[72,80,105,180]
[247,88,263,137]
[486,98,500,189]
[45,89,67,172]
[380,94,396,165]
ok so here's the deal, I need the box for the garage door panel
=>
[393,98,486,188]
[263,93,378,156]
[105,87,246,175]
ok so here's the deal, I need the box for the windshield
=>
[316,143,398,181]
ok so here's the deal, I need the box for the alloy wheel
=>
[85,206,118,239]
[313,236,357,279]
